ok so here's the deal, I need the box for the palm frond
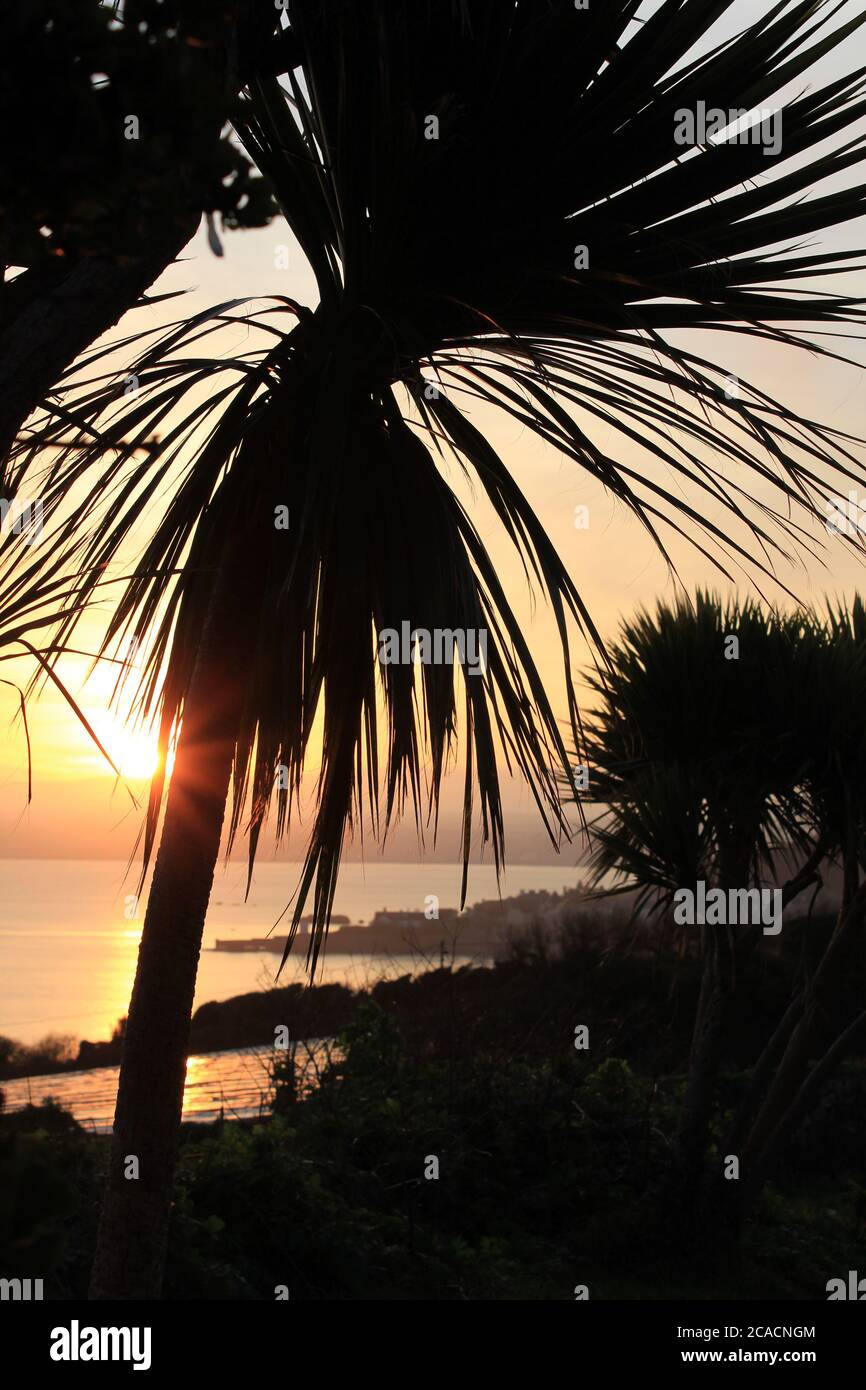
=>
[582,590,866,911]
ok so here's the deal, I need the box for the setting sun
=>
[107,725,162,780]
[84,706,163,781]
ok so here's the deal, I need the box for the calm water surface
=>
[0,859,579,1044]
[1,1044,329,1132]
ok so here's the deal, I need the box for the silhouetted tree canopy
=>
[1,0,276,272]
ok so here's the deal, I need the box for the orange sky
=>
[2,4,866,862]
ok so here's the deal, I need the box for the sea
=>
[0,858,579,1130]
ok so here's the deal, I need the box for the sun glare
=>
[113,729,162,780]
[91,719,162,780]
[106,728,161,783]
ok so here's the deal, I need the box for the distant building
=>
[369,909,459,931]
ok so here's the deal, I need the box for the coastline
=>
[0,882,604,1082]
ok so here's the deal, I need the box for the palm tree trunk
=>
[676,888,744,1173]
[670,841,748,1224]
[673,923,731,1195]
[734,880,866,1215]
[723,993,803,1154]
[720,845,829,1157]
[737,1006,866,1207]
[89,557,249,1300]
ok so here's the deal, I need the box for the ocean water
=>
[1,1043,333,1132]
[1,1045,279,1131]
[0,858,580,1046]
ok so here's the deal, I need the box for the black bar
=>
[2,1298,861,1377]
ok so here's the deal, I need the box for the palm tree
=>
[581,595,820,1191]
[583,592,866,1231]
[13,0,866,1297]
